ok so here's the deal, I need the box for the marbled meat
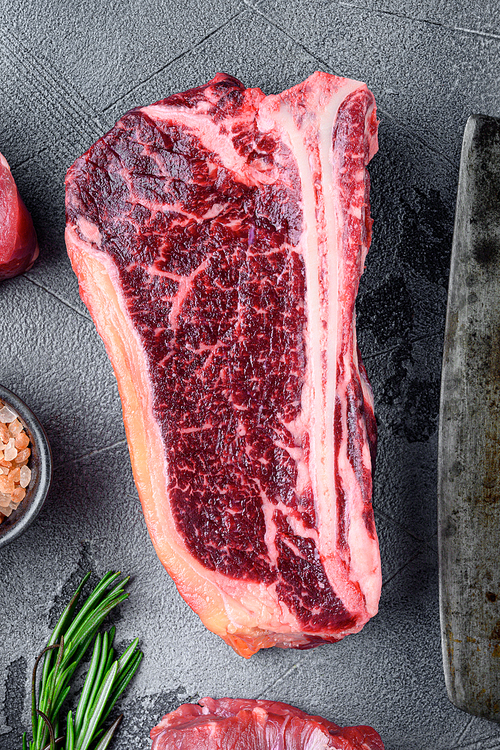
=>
[150,698,385,750]
[65,72,381,657]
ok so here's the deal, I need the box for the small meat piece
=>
[150,698,385,750]
[65,72,381,656]
[0,152,39,279]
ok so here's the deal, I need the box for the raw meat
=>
[150,698,385,750]
[0,151,39,280]
[65,72,381,656]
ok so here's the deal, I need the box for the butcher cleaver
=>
[438,113,500,722]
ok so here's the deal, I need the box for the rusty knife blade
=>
[438,114,500,722]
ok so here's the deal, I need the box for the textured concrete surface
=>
[0,1,499,749]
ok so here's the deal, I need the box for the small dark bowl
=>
[0,385,52,548]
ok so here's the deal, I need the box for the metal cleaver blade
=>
[438,113,500,722]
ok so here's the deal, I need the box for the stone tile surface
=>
[332,0,500,37]
[0,1,499,749]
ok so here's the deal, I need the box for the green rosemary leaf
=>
[62,633,96,679]
[37,638,66,750]
[51,660,80,706]
[75,661,118,750]
[92,715,123,750]
[63,574,127,644]
[65,595,129,658]
[66,712,74,750]
[41,638,65,723]
[36,710,56,750]
[103,630,115,676]
[74,633,102,735]
[46,575,91,649]
[81,632,110,732]
[115,638,140,676]
[101,651,143,726]
[49,685,71,732]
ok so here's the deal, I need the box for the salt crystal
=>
[1,505,12,517]
[0,405,17,423]
[15,431,30,450]
[19,466,31,488]
[0,476,14,494]
[9,467,21,483]
[12,487,26,503]
[8,418,22,436]
[15,447,30,464]
[0,493,11,507]
[4,444,18,461]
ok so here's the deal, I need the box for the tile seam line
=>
[253,663,300,700]
[446,736,500,750]
[363,330,443,362]
[101,6,249,113]
[451,715,476,748]
[381,548,424,588]
[336,1,500,42]
[0,28,105,130]
[53,438,129,470]
[22,275,93,323]
[10,147,50,172]
[373,505,429,545]
[249,5,456,168]
[0,83,102,162]
[0,82,95,163]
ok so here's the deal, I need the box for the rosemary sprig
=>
[23,572,143,750]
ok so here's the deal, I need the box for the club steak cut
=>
[65,72,381,657]
[150,698,385,750]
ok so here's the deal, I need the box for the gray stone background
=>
[0,1,499,748]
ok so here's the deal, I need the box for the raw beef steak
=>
[0,151,38,279]
[150,698,385,750]
[65,72,381,657]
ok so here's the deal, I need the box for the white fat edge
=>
[340,94,381,615]
[322,96,376,613]
[67,225,169,535]
[264,79,370,614]
[140,103,274,188]
[321,79,363,578]
[327,91,381,615]
[343,135,382,613]
[206,552,302,632]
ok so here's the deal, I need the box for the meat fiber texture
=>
[65,72,381,657]
[0,151,39,279]
[150,698,385,750]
